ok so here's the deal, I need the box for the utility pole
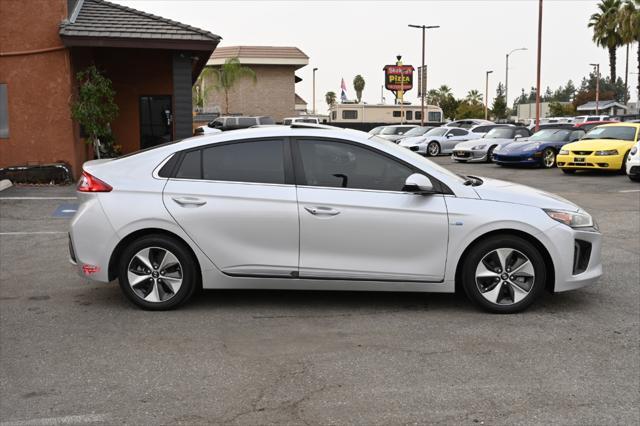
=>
[505,47,527,114]
[312,67,318,115]
[485,70,493,120]
[408,24,439,125]
[535,0,543,132]
[590,63,600,114]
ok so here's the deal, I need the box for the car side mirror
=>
[514,135,522,141]
[403,173,434,194]
[446,134,453,138]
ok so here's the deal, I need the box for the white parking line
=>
[0,197,77,200]
[0,414,108,426]
[618,189,640,193]
[0,231,67,236]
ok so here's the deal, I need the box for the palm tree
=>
[210,57,257,114]
[325,91,337,109]
[426,89,439,105]
[618,0,640,101]
[466,89,483,104]
[589,0,623,81]
[353,75,366,103]
[437,85,453,99]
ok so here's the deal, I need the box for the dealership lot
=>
[1,159,638,425]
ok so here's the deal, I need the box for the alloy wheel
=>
[127,247,183,303]
[475,248,535,305]
[428,142,440,156]
[543,149,555,168]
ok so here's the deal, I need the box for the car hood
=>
[473,177,579,211]
[561,139,634,151]
[454,138,513,149]
[399,136,427,145]
[499,141,542,153]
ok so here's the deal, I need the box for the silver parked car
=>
[399,127,471,156]
[376,125,419,143]
[70,126,601,313]
[452,126,532,162]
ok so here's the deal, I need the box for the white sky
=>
[116,0,639,111]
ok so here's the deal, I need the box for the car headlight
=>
[472,144,486,150]
[630,146,637,155]
[559,149,569,155]
[594,149,618,156]
[544,209,595,229]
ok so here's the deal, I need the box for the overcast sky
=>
[116,0,639,111]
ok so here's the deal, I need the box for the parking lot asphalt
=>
[1,158,639,425]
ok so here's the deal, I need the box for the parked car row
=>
[373,121,640,181]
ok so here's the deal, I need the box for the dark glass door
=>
[139,96,173,149]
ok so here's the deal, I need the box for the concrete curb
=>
[0,179,13,191]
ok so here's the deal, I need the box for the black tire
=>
[561,168,576,174]
[461,234,547,314]
[118,234,198,310]
[619,151,630,175]
[427,141,441,157]
[486,145,496,163]
[629,174,640,182]
[541,147,556,168]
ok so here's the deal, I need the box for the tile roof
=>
[212,46,308,60]
[59,0,220,44]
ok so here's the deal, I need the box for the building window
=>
[0,84,8,139]
[428,111,442,122]
[393,111,402,117]
[415,111,421,120]
[332,111,337,120]
[342,110,358,119]
[406,111,413,121]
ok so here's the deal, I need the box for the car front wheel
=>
[541,148,556,168]
[461,235,546,313]
[427,141,441,156]
[118,235,198,310]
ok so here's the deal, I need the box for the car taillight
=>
[77,171,112,192]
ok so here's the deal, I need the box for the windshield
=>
[583,126,637,141]
[425,128,448,137]
[530,129,571,141]
[369,126,383,135]
[369,135,466,184]
[404,126,432,137]
[484,128,514,139]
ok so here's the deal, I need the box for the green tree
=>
[71,65,119,159]
[549,102,577,117]
[589,0,623,81]
[456,101,485,119]
[325,91,337,109]
[210,58,257,114]
[618,0,640,101]
[491,82,507,120]
[466,89,483,104]
[353,75,365,103]
[440,96,460,120]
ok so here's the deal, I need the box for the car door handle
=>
[304,206,340,216]
[172,197,207,207]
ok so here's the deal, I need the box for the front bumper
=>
[626,159,640,176]
[493,153,541,166]
[401,144,427,155]
[557,153,625,170]
[452,149,487,162]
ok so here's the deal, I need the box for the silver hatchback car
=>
[69,126,602,313]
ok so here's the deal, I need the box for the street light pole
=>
[590,63,600,115]
[535,0,543,132]
[485,70,493,120]
[312,67,318,115]
[408,24,440,126]
[505,47,527,112]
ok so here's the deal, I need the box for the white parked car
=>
[452,126,532,162]
[376,125,420,142]
[399,127,471,156]
[572,115,611,124]
[627,142,640,181]
[444,119,494,129]
[69,125,601,313]
[283,117,320,125]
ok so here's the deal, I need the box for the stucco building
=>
[0,0,220,178]
[201,46,309,122]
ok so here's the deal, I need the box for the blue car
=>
[493,127,586,168]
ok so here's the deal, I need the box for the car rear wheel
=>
[118,235,197,310]
[542,148,556,168]
[461,235,546,314]
[427,141,441,156]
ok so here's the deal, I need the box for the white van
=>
[283,117,320,125]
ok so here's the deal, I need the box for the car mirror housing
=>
[403,173,434,194]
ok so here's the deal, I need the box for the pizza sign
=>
[384,65,414,91]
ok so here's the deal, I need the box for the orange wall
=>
[0,0,81,174]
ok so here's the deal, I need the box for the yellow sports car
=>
[557,122,640,174]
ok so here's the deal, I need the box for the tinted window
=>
[297,139,413,191]
[569,130,585,141]
[515,128,530,137]
[449,128,468,136]
[259,117,275,125]
[485,128,515,139]
[202,139,285,184]
[587,116,600,121]
[176,150,201,179]
[472,126,490,133]
[238,117,257,127]
[428,111,441,122]
[342,110,358,119]
[283,119,292,125]
[209,119,223,128]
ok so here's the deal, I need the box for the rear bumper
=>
[557,153,625,170]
